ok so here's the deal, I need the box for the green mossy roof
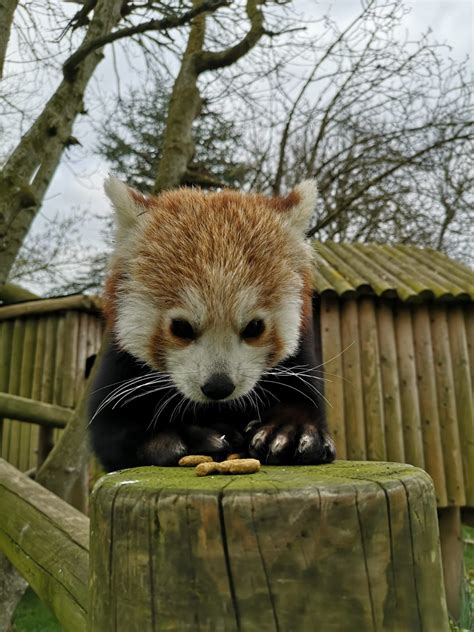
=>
[312,242,474,302]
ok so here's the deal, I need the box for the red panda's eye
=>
[241,319,265,339]
[170,319,196,340]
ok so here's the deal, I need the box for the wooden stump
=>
[89,462,449,632]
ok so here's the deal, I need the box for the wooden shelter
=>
[0,295,103,471]
[0,243,472,621]
[0,243,472,510]
[313,242,473,510]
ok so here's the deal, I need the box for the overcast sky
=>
[3,1,472,292]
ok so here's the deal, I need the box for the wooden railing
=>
[0,459,89,630]
[0,392,72,428]
[0,458,451,631]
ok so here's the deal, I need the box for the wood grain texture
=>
[393,306,425,470]
[0,392,72,428]
[89,461,449,632]
[465,304,474,394]
[18,318,37,471]
[376,302,404,463]
[319,295,346,457]
[412,306,447,506]
[447,305,474,506]
[340,299,366,459]
[5,318,26,466]
[429,305,465,506]
[0,294,102,321]
[0,458,89,631]
[0,320,14,457]
[358,298,386,460]
[29,317,46,467]
[37,315,58,467]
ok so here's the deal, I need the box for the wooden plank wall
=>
[1,300,472,509]
[320,295,473,508]
[0,311,104,472]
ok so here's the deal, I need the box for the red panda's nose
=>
[201,373,235,400]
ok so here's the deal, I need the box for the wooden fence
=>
[0,301,103,471]
[1,293,472,512]
[319,295,474,508]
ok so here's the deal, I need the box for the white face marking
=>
[115,289,159,365]
[165,280,307,404]
[115,278,305,405]
[166,320,269,403]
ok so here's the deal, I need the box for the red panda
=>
[88,177,335,470]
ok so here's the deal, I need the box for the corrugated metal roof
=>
[313,242,474,302]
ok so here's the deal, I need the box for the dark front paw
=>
[140,423,244,466]
[246,407,335,465]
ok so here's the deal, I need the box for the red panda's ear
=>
[283,179,318,235]
[104,175,149,234]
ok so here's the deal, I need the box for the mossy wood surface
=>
[90,461,449,632]
[312,242,474,301]
[0,458,89,631]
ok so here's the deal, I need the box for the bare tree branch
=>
[195,0,265,72]
[63,0,229,80]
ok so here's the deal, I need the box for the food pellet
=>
[178,455,214,467]
[217,458,261,474]
[195,462,221,476]
[226,453,242,460]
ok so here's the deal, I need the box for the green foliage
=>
[12,588,62,632]
[96,79,250,192]
[464,525,474,577]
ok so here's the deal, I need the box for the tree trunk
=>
[154,0,265,192]
[0,554,27,631]
[0,0,18,79]
[35,341,103,505]
[154,9,205,192]
[0,0,123,285]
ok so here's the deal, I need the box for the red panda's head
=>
[104,177,316,403]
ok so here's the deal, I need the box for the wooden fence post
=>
[438,506,464,622]
[89,462,449,632]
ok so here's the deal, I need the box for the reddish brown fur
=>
[103,267,124,328]
[267,190,301,213]
[130,188,155,209]
[266,327,286,365]
[149,327,168,370]
[107,185,314,366]
[300,269,314,331]
[132,188,311,316]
